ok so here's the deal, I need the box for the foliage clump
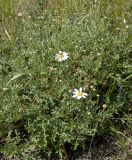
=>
[0,1,131,159]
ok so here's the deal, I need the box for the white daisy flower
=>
[72,87,88,99]
[55,51,69,62]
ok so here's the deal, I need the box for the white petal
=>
[77,96,82,99]
[58,58,63,62]
[83,93,88,96]
[65,55,69,59]
[63,56,69,60]
[55,54,59,59]
[79,87,82,92]
[72,95,77,98]
[73,91,77,94]
[73,89,78,92]
[63,55,67,58]
[82,95,86,98]
[64,52,68,56]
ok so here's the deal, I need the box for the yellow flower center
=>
[60,54,64,59]
[77,91,83,96]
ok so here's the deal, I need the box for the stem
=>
[123,74,132,81]
[63,144,70,160]
[87,121,99,159]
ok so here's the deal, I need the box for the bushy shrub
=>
[0,1,131,159]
